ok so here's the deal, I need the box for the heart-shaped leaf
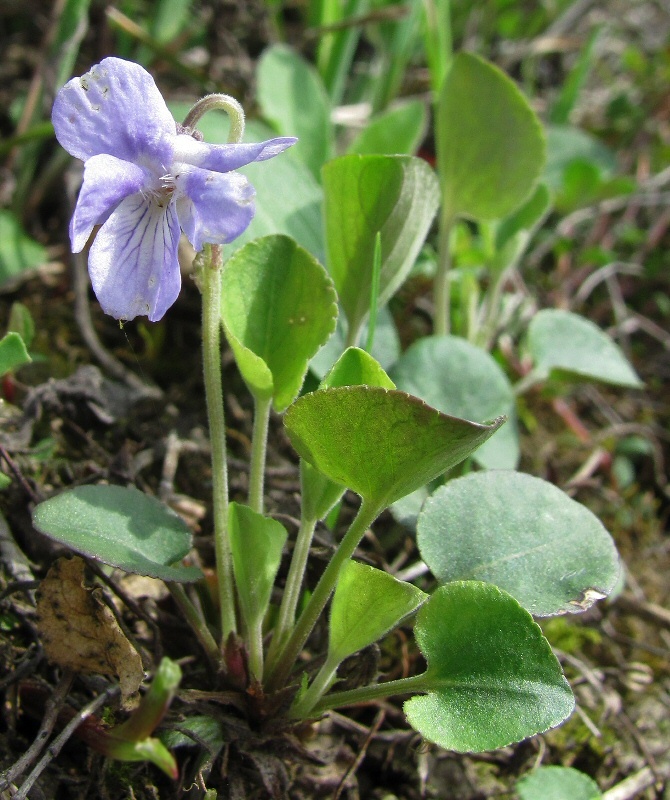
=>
[284,386,503,509]
[329,561,427,663]
[436,52,545,221]
[229,502,287,627]
[323,154,439,338]
[404,582,574,752]
[526,309,643,388]
[257,44,333,181]
[32,486,202,582]
[517,766,602,800]
[221,235,338,411]
[391,335,518,469]
[417,471,620,616]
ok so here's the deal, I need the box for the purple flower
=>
[52,57,296,321]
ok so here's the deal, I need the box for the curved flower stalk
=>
[52,57,296,321]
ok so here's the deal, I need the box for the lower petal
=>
[175,167,255,251]
[88,194,181,322]
[70,154,150,252]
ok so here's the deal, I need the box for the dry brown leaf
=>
[36,556,143,701]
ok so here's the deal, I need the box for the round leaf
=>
[323,154,439,336]
[391,335,518,469]
[517,766,602,800]
[221,235,338,411]
[437,52,545,221]
[329,561,427,663]
[405,582,574,752]
[417,471,620,616]
[347,100,428,157]
[32,486,202,582]
[284,386,503,509]
[527,309,643,388]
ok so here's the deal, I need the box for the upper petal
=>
[52,57,176,166]
[175,167,255,251]
[70,154,150,252]
[172,135,297,174]
[88,194,181,322]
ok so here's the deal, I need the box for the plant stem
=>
[290,653,339,718]
[201,245,236,639]
[309,671,428,716]
[265,498,381,691]
[248,394,272,514]
[266,510,318,670]
[247,616,265,684]
[168,584,220,668]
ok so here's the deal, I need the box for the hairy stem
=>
[309,671,428,716]
[248,394,272,514]
[201,246,236,639]
[433,208,454,336]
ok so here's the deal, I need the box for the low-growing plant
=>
[21,51,638,791]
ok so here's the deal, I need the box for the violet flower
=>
[52,57,296,322]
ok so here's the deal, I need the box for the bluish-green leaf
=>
[436,53,545,221]
[527,309,643,388]
[257,44,333,181]
[329,561,427,662]
[32,486,202,582]
[517,766,602,800]
[221,235,338,411]
[417,471,620,616]
[323,154,439,338]
[284,386,503,509]
[391,335,518,469]
[405,582,574,752]
[229,502,287,626]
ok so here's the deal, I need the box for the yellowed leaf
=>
[36,556,143,700]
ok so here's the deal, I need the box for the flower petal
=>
[52,57,175,166]
[175,167,255,251]
[172,135,297,174]
[88,194,181,322]
[70,154,151,252]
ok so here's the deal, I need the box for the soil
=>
[1,1,669,798]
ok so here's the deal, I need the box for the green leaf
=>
[495,183,552,255]
[310,306,401,377]
[517,766,602,800]
[329,561,427,663]
[405,582,574,752]
[391,335,518,469]
[321,347,396,390]
[0,332,31,377]
[32,486,202,582]
[221,235,338,411]
[323,154,439,338]
[436,52,545,221]
[0,211,47,288]
[257,44,333,181]
[347,100,428,156]
[284,386,503,509]
[229,502,287,627]
[417,472,621,616]
[7,302,35,349]
[527,309,643,388]
[301,348,395,522]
